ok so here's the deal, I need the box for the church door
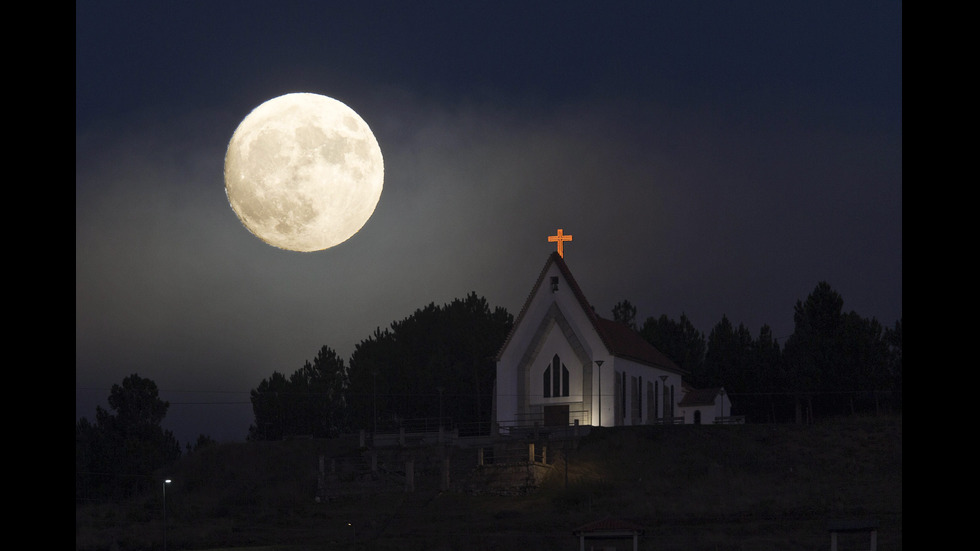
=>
[544,404,569,427]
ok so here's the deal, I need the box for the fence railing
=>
[497,409,591,430]
[365,411,748,447]
[650,416,685,425]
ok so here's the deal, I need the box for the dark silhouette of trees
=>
[612,299,638,331]
[885,319,902,410]
[247,345,348,441]
[705,320,788,422]
[782,281,896,422]
[247,371,289,440]
[625,281,899,423]
[704,315,754,390]
[75,374,182,502]
[237,284,899,439]
[745,324,786,422]
[783,282,843,399]
[639,312,706,382]
[346,292,513,432]
[187,434,217,453]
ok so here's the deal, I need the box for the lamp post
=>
[163,479,171,551]
[348,521,355,551]
[594,360,603,427]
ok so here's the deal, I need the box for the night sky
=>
[76,2,903,445]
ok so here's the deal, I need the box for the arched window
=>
[543,354,569,398]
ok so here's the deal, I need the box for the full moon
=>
[224,93,384,252]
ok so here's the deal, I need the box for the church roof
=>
[593,316,684,373]
[496,252,686,376]
[678,383,726,406]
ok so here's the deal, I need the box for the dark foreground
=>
[76,414,901,550]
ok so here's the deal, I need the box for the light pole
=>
[348,521,355,551]
[163,479,171,551]
[594,360,603,427]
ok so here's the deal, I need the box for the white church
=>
[494,232,733,431]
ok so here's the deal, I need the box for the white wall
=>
[497,262,607,428]
[605,360,680,426]
[495,261,686,428]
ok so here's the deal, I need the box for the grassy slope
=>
[76,414,901,551]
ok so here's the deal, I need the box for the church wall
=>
[496,263,607,428]
[507,264,605,362]
[605,359,682,426]
[683,404,716,424]
[496,260,691,428]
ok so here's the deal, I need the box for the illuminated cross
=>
[548,228,573,258]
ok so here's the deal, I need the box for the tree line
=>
[617,281,901,423]
[75,374,187,502]
[248,282,900,437]
[247,292,513,440]
[76,282,901,500]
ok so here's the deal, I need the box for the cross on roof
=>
[548,228,573,258]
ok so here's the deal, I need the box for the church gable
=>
[528,311,587,404]
[495,246,723,429]
[496,252,598,364]
[512,301,595,425]
[497,252,685,377]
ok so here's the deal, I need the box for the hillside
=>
[75,414,901,550]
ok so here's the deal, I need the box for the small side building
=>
[573,517,645,551]
[677,383,737,424]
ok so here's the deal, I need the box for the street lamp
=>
[163,479,172,551]
[348,521,355,551]
[594,360,603,427]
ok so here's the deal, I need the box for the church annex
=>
[493,245,731,430]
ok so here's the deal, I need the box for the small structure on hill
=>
[573,517,644,551]
[678,383,741,424]
[827,517,879,551]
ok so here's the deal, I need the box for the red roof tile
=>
[678,384,725,407]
